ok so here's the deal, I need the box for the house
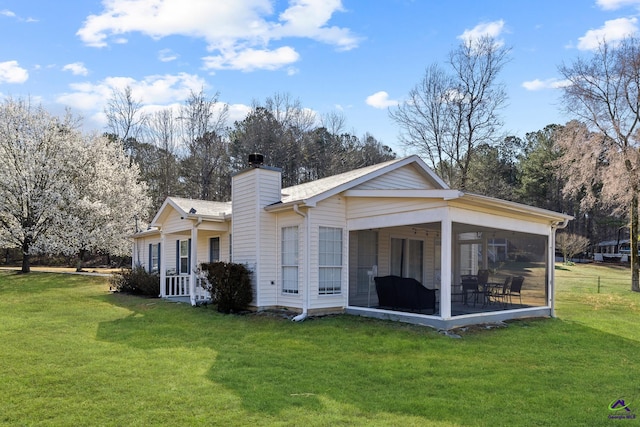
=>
[132,154,572,330]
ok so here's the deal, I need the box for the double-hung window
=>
[281,226,299,294]
[319,227,342,295]
[179,240,189,274]
[209,237,220,262]
[149,243,160,273]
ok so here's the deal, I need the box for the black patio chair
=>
[490,276,512,308]
[507,276,524,306]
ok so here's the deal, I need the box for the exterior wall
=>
[273,210,305,309]
[354,165,437,190]
[195,231,230,266]
[307,195,349,311]
[231,167,281,308]
[161,209,189,234]
[347,197,447,220]
[132,233,161,270]
[376,226,440,289]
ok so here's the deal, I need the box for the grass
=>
[0,264,638,426]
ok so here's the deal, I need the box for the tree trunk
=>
[631,193,640,292]
[21,238,31,273]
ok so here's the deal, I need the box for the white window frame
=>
[281,226,299,294]
[319,226,343,295]
[179,240,189,274]
[151,243,160,273]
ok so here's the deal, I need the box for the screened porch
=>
[347,222,551,322]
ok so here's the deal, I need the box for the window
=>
[281,226,298,294]
[149,243,160,273]
[390,237,424,282]
[179,240,189,274]
[209,237,220,262]
[319,227,342,295]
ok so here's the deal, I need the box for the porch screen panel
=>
[390,238,404,276]
[356,230,378,294]
[319,227,342,295]
[408,239,424,282]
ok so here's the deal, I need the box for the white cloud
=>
[522,78,571,91]
[458,20,506,45]
[596,0,640,10]
[76,0,360,71]
[0,60,28,84]
[365,91,398,109]
[158,49,179,62]
[1,8,37,22]
[56,72,208,112]
[62,62,89,76]
[202,46,300,71]
[577,17,638,50]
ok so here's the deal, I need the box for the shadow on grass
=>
[0,270,102,294]
[93,292,640,425]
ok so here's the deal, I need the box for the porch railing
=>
[165,274,210,301]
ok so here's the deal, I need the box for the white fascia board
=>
[343,189,463,200]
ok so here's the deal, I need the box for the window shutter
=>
[158,243,161,272]
[148,243,152,271]
[187,238,192,274]
[176,240,180,274]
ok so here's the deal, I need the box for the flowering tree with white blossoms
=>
[0,98,151,272]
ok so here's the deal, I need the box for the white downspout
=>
[292,204,309,322]
[549,219,569,317]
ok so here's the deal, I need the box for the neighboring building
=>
[132,155,572,330]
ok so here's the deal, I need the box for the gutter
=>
[292,204,310,322]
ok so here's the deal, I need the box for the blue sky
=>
[1,0,640,154]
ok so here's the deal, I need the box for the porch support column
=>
[160,233,166,298]
[548,225,557,317]
[190,224,199,306]
[440,213,453,319]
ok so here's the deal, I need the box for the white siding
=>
[132,235,161,270]
[347,197,447,221]
[354,165,436,190]
[231,167,282,308]
[162,209,188,234]
[375,226,440,288]
[274,211,304,309]
[308,195,348,311]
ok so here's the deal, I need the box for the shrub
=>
[200,262,253,313]
[110,266,160,297]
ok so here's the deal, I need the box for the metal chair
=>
[507,276,524,306]
[490,276,512,307]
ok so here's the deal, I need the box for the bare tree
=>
[146,108,180,208]
[556,232,590,264]
[105,86,146,153]
[390,36,510,189]
[558,36,640,292]
[179,90,230,200]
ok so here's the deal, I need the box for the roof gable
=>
[278,155,447,207]
[151,197,231,226]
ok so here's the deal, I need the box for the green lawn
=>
[0,264,638,426]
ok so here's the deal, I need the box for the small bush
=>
[200,262,253,313]
[110,266,160,297]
